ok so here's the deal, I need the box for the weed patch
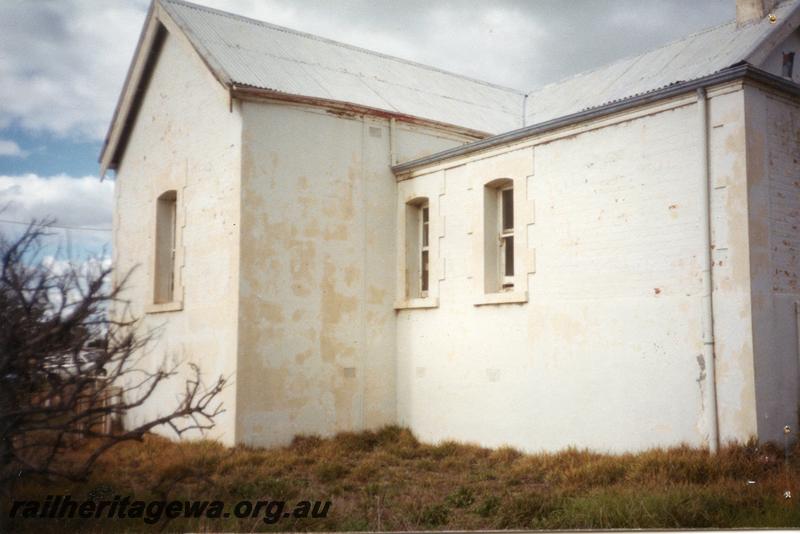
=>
[5,428,799,532]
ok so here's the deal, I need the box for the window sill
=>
[473,291,527,306]
[394,297,439,310]
[145,301,184,314]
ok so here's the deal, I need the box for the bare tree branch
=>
[0,221,227,495]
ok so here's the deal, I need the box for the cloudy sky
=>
[0,0,736,258]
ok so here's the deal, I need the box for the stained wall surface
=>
[112,23,799,453]
[112,29,242,444]
[236,101,476,447]
[745,83,800,443]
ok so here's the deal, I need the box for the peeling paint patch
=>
[696,354,707,385]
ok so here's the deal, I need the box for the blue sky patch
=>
[0,123,102,177]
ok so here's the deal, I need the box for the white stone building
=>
[102,0,800,453]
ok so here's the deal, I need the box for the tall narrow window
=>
[154,190,177,303]
[483,179,514,293]
[421,204,430,296]
[405,197,429,299]
[499,186,514,289]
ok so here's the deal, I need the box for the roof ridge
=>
[160,0,526,96]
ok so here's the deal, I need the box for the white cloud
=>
[0,173,113,228]
[0,0,148,141]
[0,139,27,158]
[0,174,114,259]
[0,173,113,258]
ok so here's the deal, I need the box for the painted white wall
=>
[112,29,242,445]
[235,101,476,447]
[396,86,763,453]
[744,83,800,443]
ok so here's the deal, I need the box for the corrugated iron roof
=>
[394,64,800,175]
[101,0,800,175]
[524,0,800,125]
[159,0,526,135]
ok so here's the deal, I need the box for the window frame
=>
[498,185,514,291]
[147,189,183,313]
[420,203,430,298]
[473,176,528,306]
[395,192,438,310]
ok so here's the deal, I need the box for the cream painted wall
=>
[396,87,763,453]
[744,83,800,443]
[235,101,476,447]
[113,30,242,445]
[113,24,797,454]
[708,86,759,444]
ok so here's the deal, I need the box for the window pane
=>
[502,188,514,231]
[504,235,514,277]
[422,206,429,247]
[169,202,176,296]
[421,250,429,292]
[155,192,177,304]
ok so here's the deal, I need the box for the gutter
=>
[392,64,800,176]
[697,87,720,454]
[229,85,492,141]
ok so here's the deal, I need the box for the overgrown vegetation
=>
[5,426,800,531]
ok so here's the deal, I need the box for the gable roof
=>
[524,0,800,125]
[100,0,526,175]
[160,0,526,136]
[101,0,800,177]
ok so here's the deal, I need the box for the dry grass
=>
[5,426,800,532]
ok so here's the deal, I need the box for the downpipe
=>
[697,87,720,453]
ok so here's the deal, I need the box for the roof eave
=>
[392,64,800,176]
[230,85,492,140]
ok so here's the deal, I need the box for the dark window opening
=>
[502,188,514,231]
[421,250,429,293]
[503,235,514,278]
[420,205,430,294]
[783,51,795,78]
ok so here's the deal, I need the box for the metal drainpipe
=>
[697,87,720,453]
